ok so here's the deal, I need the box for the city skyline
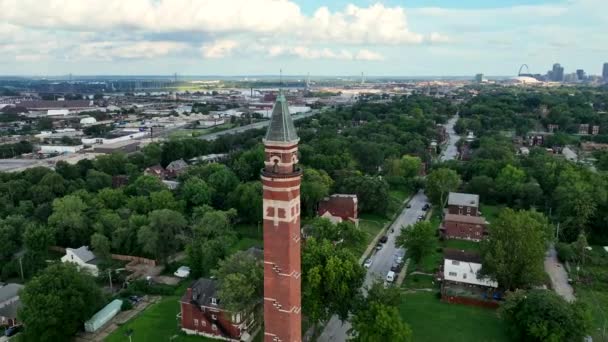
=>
[1,0,607,76]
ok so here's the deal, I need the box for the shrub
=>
[121,299,133,311]
[556,243,575,263]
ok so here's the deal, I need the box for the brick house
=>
[165,159,189,178]
[180,278,257,341]
[317,194,358,226]
[447,192,480,216]
[440,213,488,241]
[144,164,167,180]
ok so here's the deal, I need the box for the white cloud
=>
[201,40,239,59]
[267,46,383,61]
[355,49,384,61]
[78,41,188,60]
[0,0,427,45]
[428,32,449,43]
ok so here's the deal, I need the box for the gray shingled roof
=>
[0,284,23,303]
[448,192,479,207]
[69,246,97,263]
[264,90,299,143]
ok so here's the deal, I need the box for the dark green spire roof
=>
[264,90,299,143]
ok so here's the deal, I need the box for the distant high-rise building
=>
[576,69,586,81]
[552,63,564,82]
[603,63,608,82]
[474,74,483,83]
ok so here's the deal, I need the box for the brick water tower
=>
[261,90,302,342]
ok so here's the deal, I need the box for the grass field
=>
[570,246,608,341]
[400,292,509,342]
[356,213,391,256]
[443,239,481,252]
[106,283,214,342]
[480,205,505,223]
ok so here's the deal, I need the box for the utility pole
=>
[108,269,113,292]
[556,222,560,240]
[18,257,24,281]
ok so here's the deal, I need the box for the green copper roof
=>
[264,90,299,143]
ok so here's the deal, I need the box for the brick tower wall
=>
[262,142,302,342]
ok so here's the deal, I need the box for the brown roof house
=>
[318,194,358,226]
[166,159,189,178]
[144,165,167,180]
[447,192,480,216]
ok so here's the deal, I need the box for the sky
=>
[0,0,606,77]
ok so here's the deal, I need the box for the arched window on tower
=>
[273,159,279,173]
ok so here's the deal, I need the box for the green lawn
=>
[480,205,505,223]
[106,295,214,342]
[442,239,481,253]
[356,213,390,256]
[400,292,509,342]
[402,274,437,290]
[570,246,608,341]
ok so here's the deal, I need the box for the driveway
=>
[544,246,575,302]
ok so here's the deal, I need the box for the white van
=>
[385,271,395,283]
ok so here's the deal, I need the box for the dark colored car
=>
[406,203,411,208]
[422,203,430,211]
[5,325,22,337]
[379,235,388,243]
[129,295,142,304]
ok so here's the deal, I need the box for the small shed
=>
[84,299,123,333]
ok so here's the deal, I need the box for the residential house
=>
[180,278,258,341]
[442,249,497,289]
[60,246,100,276]
[447,192,480,216]
[144,164,167,180]
[440,214,488,241]
[166,159,189,178]
[317,194,358,226]
[441,249,499,308]
[0,283,23,327]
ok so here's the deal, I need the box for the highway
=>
[317,113,460,342]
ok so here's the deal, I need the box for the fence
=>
[50,246,156,267]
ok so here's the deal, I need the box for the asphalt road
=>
[440,114,460,162]
[317,113,460,342]
[318,192,429,342]
[544,246,575,302]
[200,111,317,141]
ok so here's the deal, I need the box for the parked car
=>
[174,266,191,278]
[5,325,22,337]
[129,295,143,304]
[385,271,396,283]
[363,258,373,268]
[406,203,411,208]
[375,243,383,251]
[390,262,401,273]
[379,235,388,243]
[395,256,403,264]
[422,203,430,211]
[417,215,425,222]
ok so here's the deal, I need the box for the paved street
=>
[200,111,317,141]
[318,113,460,342]
[440,114,460,162]
[318,192,429,342]
[544,246,575,302]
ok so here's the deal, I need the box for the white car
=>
[174,266,191,278]
[385,271,395,283]
[363,258,373,268]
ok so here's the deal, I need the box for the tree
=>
[48,195,90,247]
[94,152,128,176]
[335,173,390,215]
[301,168,333,216]
[302,238,365,329]
[212,250,263,313]
[573,232,589,266]
[228,181,262,224]
[85,169,112,192]
[137,209,187,264]
[180,177,212,208]
[396,221,436,264]
[500,289,591,342]
[306,218,365,249]
[495,164,526,204]
[425,168,461,206]
[19,263,104,342]
[91,232,111,262]
[127,175,166,196]
[187,207,237,277]
[349,282,412,342]
[480,209,552,290]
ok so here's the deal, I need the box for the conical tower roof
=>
[264,90,299,143]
